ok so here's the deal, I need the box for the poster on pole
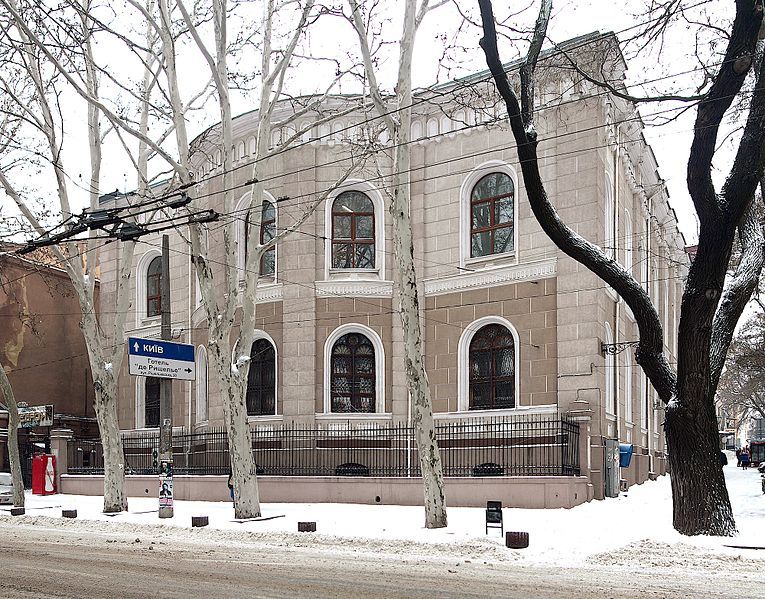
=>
[159,460,173,509]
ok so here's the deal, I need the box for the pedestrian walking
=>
[227,471,234,501]
[736,448,742,467]
[741,447,751,470]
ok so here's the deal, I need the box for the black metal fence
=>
[67,414,580,478]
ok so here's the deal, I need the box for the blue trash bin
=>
[619,443,633,468]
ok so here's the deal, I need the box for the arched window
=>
[330,332,376,413]
[145,377,160,428]
[470,172,514,258]
[640,371,648,430]
[411,120,423,140]
[604,322,615,415]
[624,208,633,273]
[624,348,633,424]
[605,173,615,259]
[245,200,276,276]
[146,256,163,317]
[331,191,375,269]
[196,346,208,423]
[468,323,516,410]
[426,118,438,137]
[246,338,276,416]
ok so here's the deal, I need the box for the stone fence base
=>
[61,474,594,509]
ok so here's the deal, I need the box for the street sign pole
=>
[159,234,174,519]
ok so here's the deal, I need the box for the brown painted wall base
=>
[61,475,594,509]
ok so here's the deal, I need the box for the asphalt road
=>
[0,520,762,599]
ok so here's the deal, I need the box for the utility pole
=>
[158,234,173,518]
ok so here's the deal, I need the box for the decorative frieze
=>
[424,258,557,296]
[315,279,394,298]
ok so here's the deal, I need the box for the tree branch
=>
[477,0,677,401]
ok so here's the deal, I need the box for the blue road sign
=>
[128,337,195,380]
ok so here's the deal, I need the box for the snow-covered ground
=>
[2,452,764,568]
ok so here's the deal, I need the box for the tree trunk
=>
[0,364,24,507]
[223,380,260,519]
[388,0,447,530]
[208,336,260,519]
[665,396,735,535]
[92,379,127,513]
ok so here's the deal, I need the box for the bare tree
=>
[718,308,765,425]
[347,0,448,528]
[163,0,370,518]
[0,363,24,507]
[4,0,367,518]
[477,0,765,535]
[0,0,147,513]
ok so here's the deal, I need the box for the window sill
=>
[438,404,558,419]
[327,268,381,278]
[316,412,393,420]
[247,414,282,423]
[463,251,517,270]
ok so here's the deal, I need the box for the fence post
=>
[50,428,73,491]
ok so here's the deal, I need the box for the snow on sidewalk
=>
[2,456,764,568]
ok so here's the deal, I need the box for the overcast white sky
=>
[2,0,739,245]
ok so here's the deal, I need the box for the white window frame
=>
[196,345,208,423]
[640,371,648,431]
[604,321,615,416]
[324,179,385,280]
[459,160,520,269]
[624,345,633,425]
[624,208,633,274]
[235,190,278,283]
[426,118,438,137]
[135,248,163,327]
[322,323,385,415]
[457,316,521,413]
[604,173,615,260]
[411,120,423,140]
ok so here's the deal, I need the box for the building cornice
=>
[424,258,557,296]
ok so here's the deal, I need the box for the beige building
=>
[97,32,687,503]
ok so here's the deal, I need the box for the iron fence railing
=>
[67,414,580,477]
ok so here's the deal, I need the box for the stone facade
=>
[97,32,687,501]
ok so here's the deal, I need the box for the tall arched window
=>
[624,209,633,273]
[146,256,163,317]
[330,332,375,413]
[145,377,160,428]
[470,172,515,258]
[624,348,633,424]
[468,323,516,410]
[331,191,375,269]
[604,322,615,415]
[196,346,208,423]
[605,173,615,259]
[246,338,276,416]
[245,199,276,276]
